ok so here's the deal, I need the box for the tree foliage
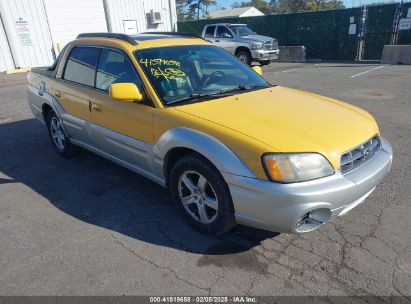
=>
[177,0,345,21]
[177,0,217,20]
[232,0,344,14]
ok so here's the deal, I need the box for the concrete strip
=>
[381,45,411,65]
[4,68,31,75]
[277,46,306,63]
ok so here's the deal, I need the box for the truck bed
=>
[30,66,53,78]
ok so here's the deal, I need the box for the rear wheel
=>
[170,154,236,234]
[236,50,252,66]
[46,110,78,157]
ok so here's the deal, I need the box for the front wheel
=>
[169,154,236,234]
[236,50,252,66]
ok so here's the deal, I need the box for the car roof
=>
[75,32,210,50]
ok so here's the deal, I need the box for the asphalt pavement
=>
[0,63,410,297]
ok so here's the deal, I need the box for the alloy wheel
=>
[178,170,219,224]
[238,54,248,63]
[50,116,65,150]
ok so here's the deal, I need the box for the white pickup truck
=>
[202,23,279,66]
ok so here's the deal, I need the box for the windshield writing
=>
[135,45,269,105]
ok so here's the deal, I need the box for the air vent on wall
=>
[151,10,163,24]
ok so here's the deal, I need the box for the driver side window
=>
[96,49,142,92]
[215,26,232,38]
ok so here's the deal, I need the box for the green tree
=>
[177,0,216,20]
[271,0,344,13]
[188,0,217,20]
[176,0,187,20]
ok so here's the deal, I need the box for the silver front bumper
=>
[251,49,279,61]
[223,138,393,233]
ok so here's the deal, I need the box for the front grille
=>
[340,136,381,174]
[263,40,278,50]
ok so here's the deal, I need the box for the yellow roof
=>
[76,34,210,52]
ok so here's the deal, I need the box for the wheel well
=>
[235,46,251,57]
[164,147,195,186]
[42,104,53,122]
[164,147,220,187]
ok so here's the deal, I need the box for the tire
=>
[259,60,271,66]
[236,50,252,66]
[169,154,236,234]
[46,110,79,157]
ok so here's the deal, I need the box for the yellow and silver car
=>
[27,32,392,234]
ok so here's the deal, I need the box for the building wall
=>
[104,0,177,34]
[44,0,108,49]
[0,0,177,71]
[0,0,54,69]
[0,15,14,71]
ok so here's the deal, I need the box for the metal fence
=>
[397,2,411,45]
[178,2,411,61]
[361,3,403,60]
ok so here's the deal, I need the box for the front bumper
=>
[251,49,279,61]
[223,138,393,233]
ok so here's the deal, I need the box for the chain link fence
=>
[178,2,411,61]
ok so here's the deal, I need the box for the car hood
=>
[239,34,276,43]
[174,86,379,169]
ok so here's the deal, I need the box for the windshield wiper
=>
[218,84,268,94]
[241,84,268,90]
[166,85,268,106]
[167,90,234,105]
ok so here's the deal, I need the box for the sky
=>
[209,0,395,11]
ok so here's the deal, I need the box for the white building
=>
[0,0,177,72]
[208,6,264,19]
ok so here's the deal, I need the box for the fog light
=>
[296,213,310,228]
[295,208,331,233]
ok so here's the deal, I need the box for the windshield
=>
[135,45,269,105]
[229,26,256,36]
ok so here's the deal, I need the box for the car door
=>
[53,46,100,144]
[89,47,155,173]
[214,26,236,54]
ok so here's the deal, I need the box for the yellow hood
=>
[174,86,379,170]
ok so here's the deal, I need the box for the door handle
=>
[215,39,220,42]
[54,91,62,98]
[92,104,102,112]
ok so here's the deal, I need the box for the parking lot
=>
[0,62,410,297]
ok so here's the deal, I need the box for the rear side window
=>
[63,47,100,87]
[95,49,142,91]
[204,26,215,37]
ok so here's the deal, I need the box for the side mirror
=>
[109,83,142,102]
[223,33,232,38]
[252,66,263,76]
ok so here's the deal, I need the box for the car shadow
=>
[0,118,278,255]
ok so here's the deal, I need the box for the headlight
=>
[251,44,263,50]
[262,153,334,183]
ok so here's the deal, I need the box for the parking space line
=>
[351,65,383,78]
[273,68,297,75]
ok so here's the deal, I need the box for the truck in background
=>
[202,23,279,66]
